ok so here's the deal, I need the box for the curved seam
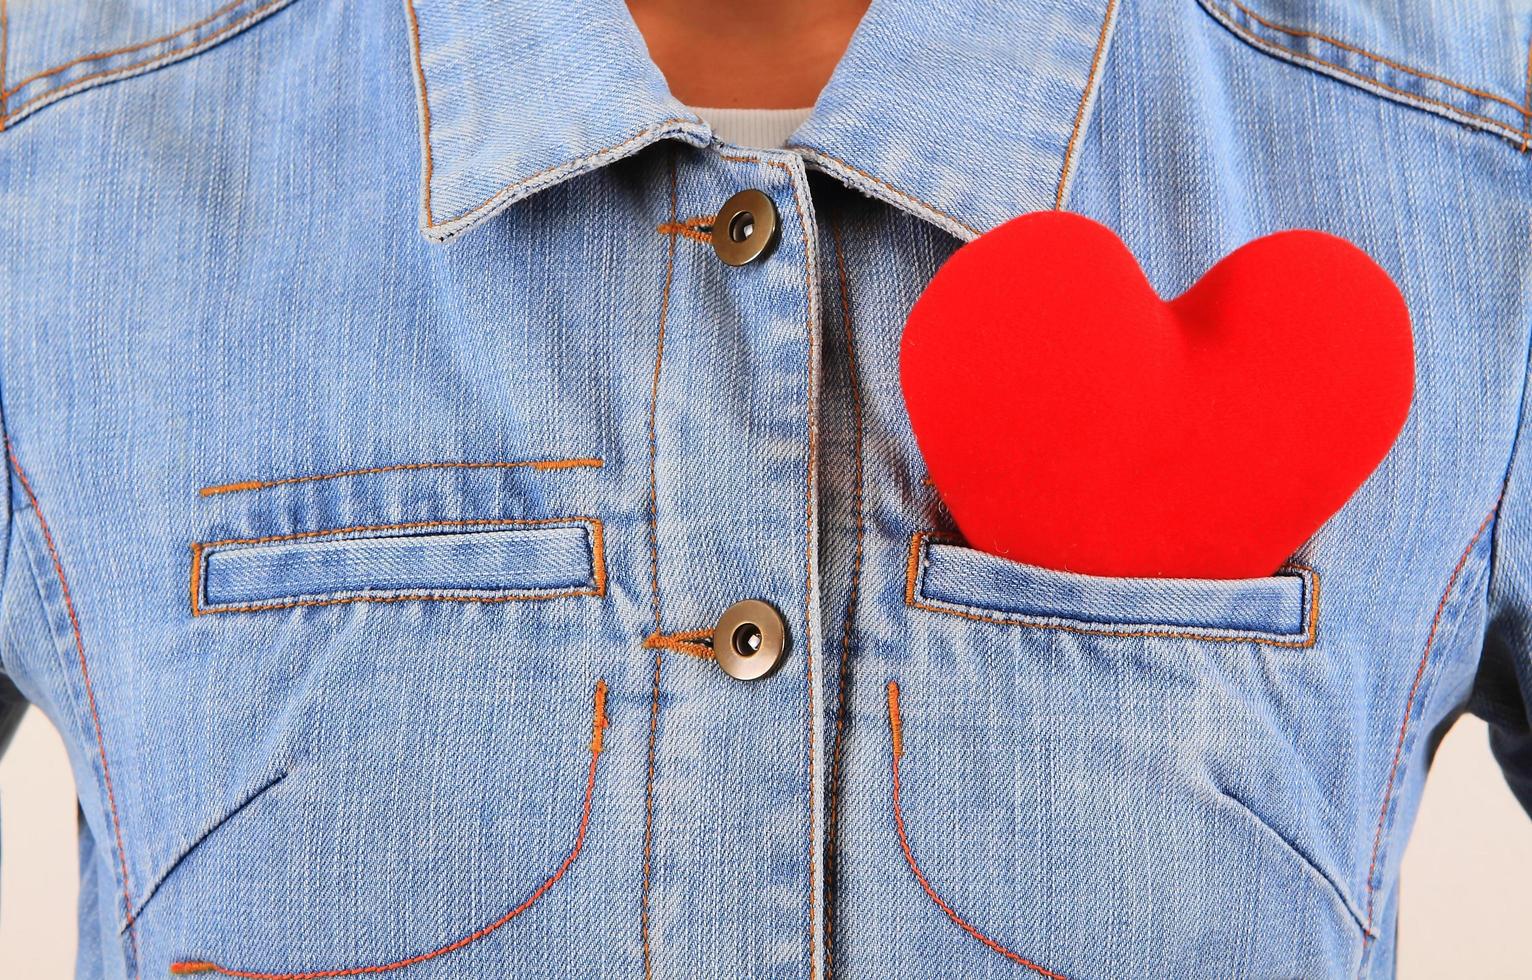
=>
[0,0,290,129]
[823,211,866,980]
[1199,0,1528,148]
[1054,0,1121,209]
[198,457,602,497]
[1359,503,1500,949]
[904,532,1320,648]
[1221,0,1529,115]
[885,682,1069,979]
[5,440,141,977]
[126,768,291,927]
[170,681,608,978]
[640,150,681,980]
[1210,784,1370,936]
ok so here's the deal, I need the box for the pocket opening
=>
[905,532,1318,647]
[190,517,606,616]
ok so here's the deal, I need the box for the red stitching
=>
[1360,504,1500,937]
[6,441,141,977]
[885,682,1068,979]
[169,680,609,978]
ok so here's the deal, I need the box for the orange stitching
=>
[823,214,866,980]
[2,0,244,96]
[780,146,980,236]
[642,630,714,659]
[1523,38,1532,152]
[1207,2,1525,145]
[1054,0,1120,209]
[656,216,713,245]
[402,0,434,222]
[170,680,609,978]
[641,151,681,980]
[0,0,288,127]
[885,682,1067,979]
[903,531,1321,648]
[590,678,609,754]
[6,441,142,977]
[1361,504,1499,938]
[655,222,711,244]
[1224,0,1530,117]
[189,517,606,616]
[198,457,601,497]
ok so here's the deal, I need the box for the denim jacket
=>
[1,0,1530,977]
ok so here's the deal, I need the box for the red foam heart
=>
[900,211,1413,579]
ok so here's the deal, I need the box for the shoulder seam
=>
[1198,0,1532,153]
[0,0,295,132]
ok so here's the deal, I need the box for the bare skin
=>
[626,0,872,108]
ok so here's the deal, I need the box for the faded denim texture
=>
[1,0,1531,977]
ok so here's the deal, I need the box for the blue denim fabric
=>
[0,0,1529,977]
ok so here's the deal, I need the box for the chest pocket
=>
[189,517,606,616]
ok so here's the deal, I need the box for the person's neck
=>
[625,0,871,109]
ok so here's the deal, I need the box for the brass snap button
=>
[711,189,780,267]
[712,598,788,681]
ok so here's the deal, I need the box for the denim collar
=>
[404,0,1121,242]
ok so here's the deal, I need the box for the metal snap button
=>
[712,598,788,681]
[711,189,780,267]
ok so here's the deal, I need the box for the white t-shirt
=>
[688,106,813,149]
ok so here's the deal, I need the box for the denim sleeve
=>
[1478,373,1532,816]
